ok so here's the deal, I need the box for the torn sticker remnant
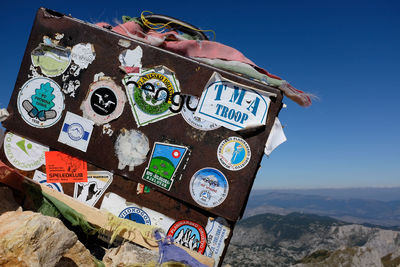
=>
[71,43,96,69]
[119,46,142,74]
[31,42,71,77]
[114,129,149,171]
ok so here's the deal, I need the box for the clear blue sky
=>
[1,0,399,189]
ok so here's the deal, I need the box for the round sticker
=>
[81,79,126,125]
[167,220,207,254]
[118,207,151,225]
[217,137,251,171]
[3,132,49,171]
[189,168,229,208]
[181,96,220,131]
[17,77,64,128]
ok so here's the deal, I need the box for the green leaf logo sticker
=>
[17,77,65,128]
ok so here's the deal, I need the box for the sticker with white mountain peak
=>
[73,171,113,206]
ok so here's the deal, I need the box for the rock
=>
[56,240,96,267]
[103,241,159,267]
[0,210,77,267]
[0,186,21,213]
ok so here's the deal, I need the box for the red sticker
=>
[172,150,181,159]
[45,151,87,183]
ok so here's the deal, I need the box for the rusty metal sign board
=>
[2,8,283,224]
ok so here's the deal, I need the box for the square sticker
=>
[58,111,94,152]
[45,151,87,183]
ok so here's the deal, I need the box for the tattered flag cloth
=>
[97,16,312,107]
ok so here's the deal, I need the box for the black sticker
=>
[90,87,117,116]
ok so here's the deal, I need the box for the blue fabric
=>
[155,231,208,267]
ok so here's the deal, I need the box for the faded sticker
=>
[33,170,64,193]
[80,78,126,125]
[45,151,87,183]
[17,77,65,128]
[204,217,230,265]
[181,95,220,131]
[217,137,251,171]
[100,192,175,230]
[119,46,143,74]
[136,183,151,194]
[142,142,187,191]
[3,132,49,171]
[58,112,94,152]
[71,43,96,69]
[114,129,149,171]
[195,72,273,131]
[74,171,113,207]
[31,42,71,77]
[167,220,207,255]
[102,123,114,136]
[123,66,180,127]
[190,168,229,208]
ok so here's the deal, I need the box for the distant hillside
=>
[223,212,400,267]
[244,191,400,227]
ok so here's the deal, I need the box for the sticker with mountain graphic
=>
[73,171,113,206]
[142,142,188,190]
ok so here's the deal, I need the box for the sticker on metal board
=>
[80,78,126,125]
[114,129,150,171]
[57,111,94,152]
[3,132,49,171]
[167,220,207,255]
[71,43,96,69]
[142,142,188,191]
[17,77,65,128]
[195,72,273,131]
[119,46,142,74]
[217,137,251,171]
[181,95,220,131]
[73,171,113,207]
[189,168,229,208]
[122,66,180,127]
[45,151,87,183]
[33,170,64,193]
[31,42,71,77]
[100,192,175,230]
[204,217,230,265]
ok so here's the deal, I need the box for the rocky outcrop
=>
[56,240,96,267]
[0,210,78,267]
[103,241,159,267]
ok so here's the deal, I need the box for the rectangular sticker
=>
[195,72,273,131]
[57,111,94,152]
[45,151,87,183]
[73,171,113,206]
[142,142,188,190]
[205,217,231,266]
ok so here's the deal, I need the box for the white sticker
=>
[181,95,220,131]
[122,66,180,127]
[114,130,149,171]
[17,77,65,128]
[189,168,229,208]
[33,170,64,193]
[195,72,273,131]
[100,192,175,230]
[73,171,113,206]
[3,132,49,171]
[71,43,96,69]
[217,137,251,171]
[57,111,94,152]
[119,46,142,73]
[205,217,230,266]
